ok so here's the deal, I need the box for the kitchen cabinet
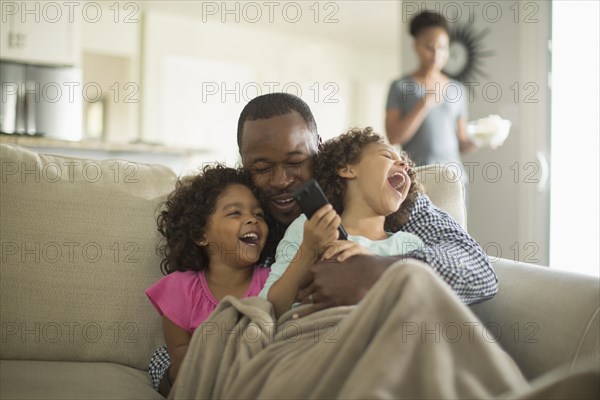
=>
[1,4,80,66]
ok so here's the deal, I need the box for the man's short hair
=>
[237,93,319,151]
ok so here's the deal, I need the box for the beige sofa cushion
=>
[0,360,163,399]
[415,164,466,229]
[471,259,600,380]
[0,144,177,370]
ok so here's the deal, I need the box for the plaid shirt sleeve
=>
[401,194,498,305]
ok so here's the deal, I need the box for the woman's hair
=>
[409,10,449,38]
[314,127,423,231]
[156,164,274,275]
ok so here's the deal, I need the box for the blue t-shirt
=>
[259,214,424,299]
[386,76,468,182]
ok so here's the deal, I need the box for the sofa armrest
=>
[470,258,599,380]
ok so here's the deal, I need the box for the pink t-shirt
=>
[145,266,270,333]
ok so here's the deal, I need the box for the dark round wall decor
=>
[443,23,495,83]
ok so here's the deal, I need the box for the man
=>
[153,92,496,392]
[238,92,497,312]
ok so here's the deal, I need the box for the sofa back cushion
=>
[471,259,600,380]
[0,144,177,370]
[414,164,466,229]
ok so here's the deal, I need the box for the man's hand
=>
[294,254,401,318]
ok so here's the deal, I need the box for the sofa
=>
[0,143,598,399]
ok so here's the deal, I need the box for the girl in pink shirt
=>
[146,164,272,395]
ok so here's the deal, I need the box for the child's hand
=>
[322,240,374,262]
[302,204,341,257]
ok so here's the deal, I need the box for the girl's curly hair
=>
[156,164,274,275]
[314,127,423,231]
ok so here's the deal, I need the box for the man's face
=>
[240,111,316,226]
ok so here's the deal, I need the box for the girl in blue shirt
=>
[261,128,425,317]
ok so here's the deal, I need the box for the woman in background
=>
[385,10,476,195]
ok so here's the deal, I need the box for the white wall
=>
[400,1,551,264]
[140,4,400,167]
[81,2,141,143]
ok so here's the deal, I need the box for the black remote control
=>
[292,179,348,240]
